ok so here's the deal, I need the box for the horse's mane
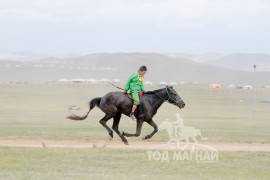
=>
[144,88,166,95]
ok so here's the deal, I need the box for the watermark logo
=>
[147,113,218,162]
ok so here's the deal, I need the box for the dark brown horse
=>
[67,86,185,145]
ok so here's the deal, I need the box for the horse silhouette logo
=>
[158,113,208,150]
[148,113,218,162]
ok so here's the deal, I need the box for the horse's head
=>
[166,86,185,109]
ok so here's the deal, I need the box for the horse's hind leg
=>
[99,115,114,139]
[112,112,129,145]
[143,119,158,140]
[123,120,143,137]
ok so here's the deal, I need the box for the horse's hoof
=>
[142,136,146,140]
[109,132,113,139]
[124,141,129,145]
[142,135,149,140]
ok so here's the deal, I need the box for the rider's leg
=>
[132,104,137,112]
[130,92,140,121]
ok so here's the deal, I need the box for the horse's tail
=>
[66,97,101,121]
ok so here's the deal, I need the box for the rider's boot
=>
[130,112,137,121]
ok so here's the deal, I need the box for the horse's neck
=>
[149,89,167,110]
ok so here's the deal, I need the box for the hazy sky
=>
[0,0,269,55]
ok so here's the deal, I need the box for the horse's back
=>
[99,91,133,114]
[99,91,153,118]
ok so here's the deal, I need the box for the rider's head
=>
[138,66,147,76]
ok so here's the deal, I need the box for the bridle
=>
[154,86,182,106]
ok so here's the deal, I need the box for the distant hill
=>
[0,51,48,61]
[166,53,224,63]
[167,53,270,72]
[207,53,270,71]
[0,53,269,85]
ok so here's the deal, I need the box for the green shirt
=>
[124,72,145,93]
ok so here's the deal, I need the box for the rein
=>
[154,87,182,105]
[154,91,168,102]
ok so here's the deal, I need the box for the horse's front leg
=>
[142,119,158,140]
[123,120,143,137]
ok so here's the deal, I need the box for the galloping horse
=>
[67,86,185,145]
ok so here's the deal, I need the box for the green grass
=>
[0,84,270,179]
[0,84,269,143]
[0,147,269,180]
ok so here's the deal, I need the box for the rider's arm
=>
[124,73,136,91]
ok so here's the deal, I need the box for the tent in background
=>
[209,83,222,89]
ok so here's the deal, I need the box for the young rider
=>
[124,66,147,121]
